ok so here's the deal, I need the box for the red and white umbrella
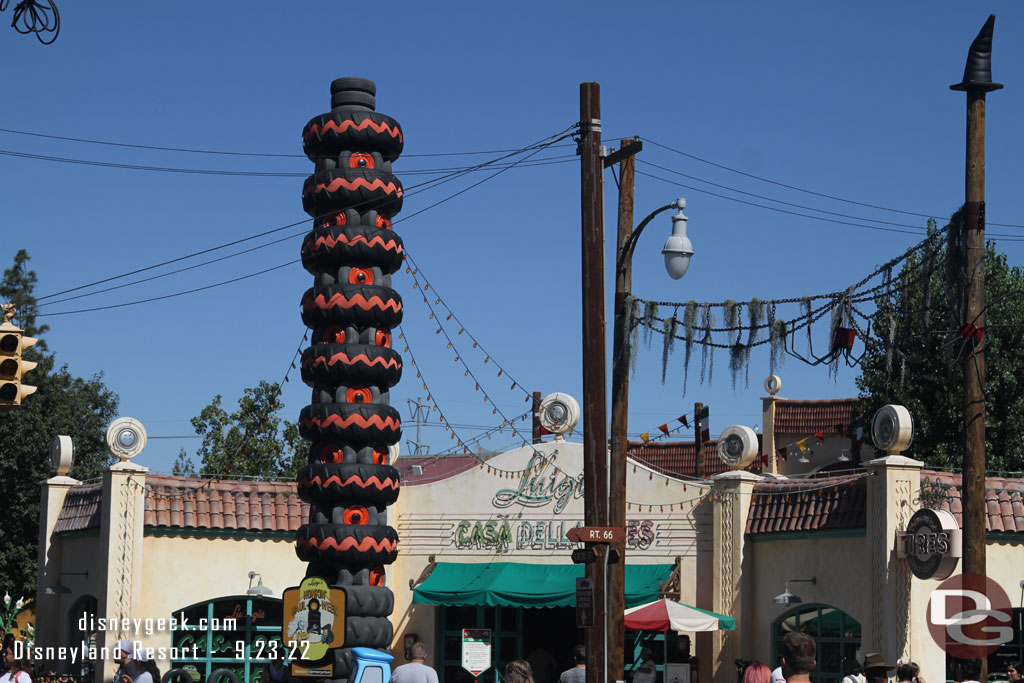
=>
[624,598,736,633]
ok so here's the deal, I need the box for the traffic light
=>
[0,321,37,411]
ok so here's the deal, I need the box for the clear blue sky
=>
[3,2,1023,474]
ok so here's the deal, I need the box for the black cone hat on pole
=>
[951,14,1004,92]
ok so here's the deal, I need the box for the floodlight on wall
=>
[773,576,816,605]
[45,570,88,596]
[247,571,272,597]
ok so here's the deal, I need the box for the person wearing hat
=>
[110,639,135,683]
[862,653,895,683]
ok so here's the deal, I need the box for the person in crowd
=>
[262,658,291,683]
[779,632,815,683]
[1007,661,1022,681]
[0,645,31,683]
[127,648,154,683]
[842,658,866,683]
[954,658,981,683]
[631,648,657,683]
[862,653,894,683]
[744,663,772,683]
[110,639,134,683]
[771,664,786,683]
[558,646,586,683]
[504,660,535,683]
[390,642,438,683]
[139,649,160,683]
[896,661,920,683]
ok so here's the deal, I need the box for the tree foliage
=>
[0,252,118,595]
[856,211,1024,472]
[173,380,304,479]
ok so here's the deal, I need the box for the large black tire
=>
[345,616,393,648]
[331,90,376,110]
[302,344,402,388]
[304,564,384,587]
[331,77,376,97]
[301,225,404,274]
[295,524,398,565]
[298,403,401,445]
[302,168,403,218]
[301,284,403,329]
[161,670,193,683]
[342,585,395,617]
[311,502,387,526]
[303,111,403,161]
[307,443,392,466]
[297,463,400,505]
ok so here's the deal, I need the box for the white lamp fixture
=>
[774,577,817,605]
[45,570,88,596]
[662,199,694,280]
[247,571,272,597]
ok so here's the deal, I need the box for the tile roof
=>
[628,440,738,478]
[393,455,477,485]
[144,474,308,532]
[745,472,868,535]
[773,398,866,435]
[54,483,103,533]
[920,470,1024,533]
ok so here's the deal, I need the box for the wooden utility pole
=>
[951,15,1001,678]
[579,81,608,683]
[609,136,640,683]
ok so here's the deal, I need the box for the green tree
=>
[856,210,1024,472]
[174,380,304,479]
[0,252,119,595]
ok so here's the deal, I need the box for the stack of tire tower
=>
[295,77,404,680]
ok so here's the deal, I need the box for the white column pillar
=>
[34,473,82,652]
[98,460,148,683]
[865,455,938,673]
[708,470,761,683]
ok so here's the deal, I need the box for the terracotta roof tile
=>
[919,470,1024,532]
[143,474,309,533]
[774,398,867,435]
[626,440,736,478]
[54,484,103,533]
[745,472,868,535]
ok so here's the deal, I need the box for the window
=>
[773,605,861,683]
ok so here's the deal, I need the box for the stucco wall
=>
[390,440,701,656]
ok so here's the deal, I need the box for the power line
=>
[0,125,577,158]
[641,136,1024,229]
[35,129,576,316]
[34,129,575,304]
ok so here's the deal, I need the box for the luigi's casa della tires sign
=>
[896,508,962,580]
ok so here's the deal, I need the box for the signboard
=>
[462,629,492,677]
[291,661,334,678]
[571,547,597,564]
[566,526,625,543]
[575,578,594,629]
[896,508,962,579]
[281,577,346,662]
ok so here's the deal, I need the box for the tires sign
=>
[896,508,961,579]
[462,629,492,677]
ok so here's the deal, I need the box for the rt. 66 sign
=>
[896,508,962,580]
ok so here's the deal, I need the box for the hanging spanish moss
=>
[770,318,788,372]
[729,341,748,393]
[746,297,764,388]
[682,300,699,395]
[700,303,714,386]
[620,294,640,376]
[642,300,659,349]
[661,314,679,384]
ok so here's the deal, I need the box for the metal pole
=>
[580,81,608,683]
[609,137,637,683]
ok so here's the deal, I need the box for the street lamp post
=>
[609,193,692,681]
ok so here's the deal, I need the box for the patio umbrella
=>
[624,598,736,632]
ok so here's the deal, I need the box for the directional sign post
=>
[575,577,594,629]
[566,526,625,544]
[462,629,492,679]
